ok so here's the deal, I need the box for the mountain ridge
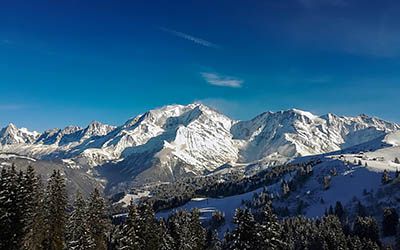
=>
[1,103,399,188]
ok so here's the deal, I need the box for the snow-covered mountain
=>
[0,103,398,188]
[0,123,40,145]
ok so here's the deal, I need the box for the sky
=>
[1,0,400,131]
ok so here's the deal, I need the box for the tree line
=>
[0,165,109,250]
[1,165,400,249]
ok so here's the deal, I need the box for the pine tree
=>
[159,219,174,250]
[334,201,345,220]
[323,175,331,190]
[319,215,348,249]
[205,229,221,250]
[259,202,285,249]
[117,204,141,250]
[66,191,94,250]
[137,202,163,250]
[394,157,400,164]
[281,181,290,196]
[87,188,110,250]
[382,207,399,237]
[0,165,24,250]
[21,167,46,250]
[347,235,364,250]
[356,201,368,217]
[227,208,260,250]
[43,170,68,250]
[382,169,391,184]
[189,209,206,250]
[165,209,207,250]
[353,216,380,245]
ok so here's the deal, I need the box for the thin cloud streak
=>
[0,104,25,111]
[298,0,347,8]
[201,72,243,88]
[160,27,219,48]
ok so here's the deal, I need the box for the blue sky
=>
[1,0,400,131]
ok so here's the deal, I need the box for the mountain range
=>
[1,103,399,192]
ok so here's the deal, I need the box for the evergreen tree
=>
[382,169,391,184]
[43,170,68,250]
[116,204,141,250]
[205,229,221,250]
[334,201,345,221]
[323,175,331,190]
[353,216,380,245]
[167,209,206,250]
[0,165,24,250]
[227,208,260,250]
[22,167,46,250]
[347,235,364,250]
[355,201,368,217]
[159,219,174,250]
[319,215,348,250]
[189,209,206,250]
[66,191,94,250]
[281,181,290,196]
[87,188,110,250]
[137,202,163,250]
[382,207,399,237]
[259,202,285,249]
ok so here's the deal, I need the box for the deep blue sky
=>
[1,0,400,131]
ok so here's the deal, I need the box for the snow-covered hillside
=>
[155,131,400,234]
[0,103,399,190]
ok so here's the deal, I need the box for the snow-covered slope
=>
[232,109,399,162]
[0,104,398,189]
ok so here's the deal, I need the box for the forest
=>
[1,165,400,250]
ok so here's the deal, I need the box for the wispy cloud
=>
[160,27,219,48]
[298,0,347,8]
[201,72,243,88]
[0,104,24,111]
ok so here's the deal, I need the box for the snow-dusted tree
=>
[281,181,290,197]
[167,209,206,250]
[226,208,260,250]
[323,175,331,190]
[0,165,19,249]
[259,202,285,249]
[0,165,27,250]
[189,209,206,249]
[394,157,400,164]
[137,202,163,249]
[319,215,348,249]
[381,169,391,184]
[21,166,46,250]
[159,219,174,250]
[353,216,380,245]
[43,170,68,250]
[347,235,364,250]
[382,207,399,237]
[116,204,141,250]
[66,191,94,250]
[87,188,110,250]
